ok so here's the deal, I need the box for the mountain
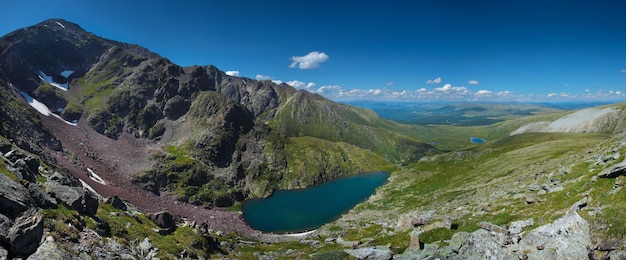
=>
[0,19,437,207]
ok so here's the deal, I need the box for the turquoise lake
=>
[242,172,390,233]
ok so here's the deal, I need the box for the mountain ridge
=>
[0,18,437,208]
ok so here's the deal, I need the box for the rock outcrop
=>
[26,236,72,260]
[43,180,99,215]
[397,201,592,260]
[5,206,44,256]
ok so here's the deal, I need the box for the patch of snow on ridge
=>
[511,107,619,135]
[55,21,65,29]
[19,91,77,126]
[79,179,97,194]
[38,70,68,91]
[87,168,106,185]
[60,70,74,78]
[20,91,50,116]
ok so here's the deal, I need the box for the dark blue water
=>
[242,172,390,233]
[470,137,486,144]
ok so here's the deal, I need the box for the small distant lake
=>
[470,137,486,144]
[242,172,390,233]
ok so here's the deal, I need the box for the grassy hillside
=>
[272,91,440,164]
[281,136,394,189]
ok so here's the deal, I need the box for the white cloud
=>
[271,80,283,85]
[386,82,394,87]
[416,88,428,93]
[286,80,316,90]
[547,93,558,97]
[435,83,452,92]
[621,69,626,73]
[316,85,342,94]
[426,77,442,84]
[256,74,272,81]
[225,70,240,76]
[434,84,468,93]
[369,89,382,95]
[468,80,479,85]
[475,90,493,95]
[289,51,329,69]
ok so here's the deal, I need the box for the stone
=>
[26,182,57,209]
[0,213,13,238]
[528,183,541,191]
[456,229,507,259]
[299,239,320,246]
[408,230,421,249]
[139,237,152,251]
[595,238,621,251]
[516,210,591,260]
[0,143,12,154]
[478,222,507,234]
[44,181,98,215]
[105,195,127,211]
[12,158,37,182]
[8,208,44,256]
[4,149,25,162]
[448,232,473,253]
[395,210,435,231]
[27,236,71,260]
[0,247,7,260]
[324,237,337,244]
[336,236,359,248]
[597,160,626,178]
[344,247,392,260]
[508,218,534,235]
[147,211,176,229]
[0,173,35,219]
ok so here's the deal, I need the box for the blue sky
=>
[3,0,626,102]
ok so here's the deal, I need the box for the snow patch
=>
[19,91,77,126]
[282,230,316,237]
[38,70,68,91]
[55,21,65,29]
[60,70,74,78]
[79,179,98,194]
[87,168,106,185]
[20,91,50,116]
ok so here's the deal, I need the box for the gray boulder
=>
[26,182,57,209]
[456,229,508,259]
[516,210,591,260]
[598,160,626,178]
[147,211,176,229]
[44,181,98,215]
[27,236,71,260]
[344,247,392,260]
[508,218,534,235]
[0,172,35,219]
[7,208,44,256]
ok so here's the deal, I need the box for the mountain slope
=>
[0,19,437,208]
